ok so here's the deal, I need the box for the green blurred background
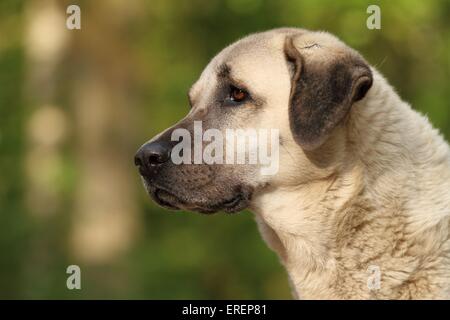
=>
[0,0,449,299]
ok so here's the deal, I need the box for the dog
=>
[135,28,450,299]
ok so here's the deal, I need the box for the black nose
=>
[134,140,172,172]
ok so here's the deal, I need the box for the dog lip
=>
[153,188,182,210]
[145,179,252,214]
[220,194,243,209]
[213,193,249,214]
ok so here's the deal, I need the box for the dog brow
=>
[217,63,231,79]
[216,63,244,89]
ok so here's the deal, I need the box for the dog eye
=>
[229,86,247,103]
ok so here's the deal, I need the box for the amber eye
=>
[230,86,247,102]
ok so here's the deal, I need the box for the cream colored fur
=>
[252,68,450,299]
[169,28,450,299]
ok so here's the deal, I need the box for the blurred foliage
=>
[0,0,449,299]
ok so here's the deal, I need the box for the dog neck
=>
[251,70,450,299]
[253,169,367,299]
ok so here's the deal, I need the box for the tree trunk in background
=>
[23,0,71,298]
[24,0,69,217]
[22,0,141,297]
[69,1,140,265]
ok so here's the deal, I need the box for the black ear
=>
[284,37,373,150]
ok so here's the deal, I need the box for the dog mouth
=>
[153,188,182,210]
[147,184,250,214]
[201,193,247,214]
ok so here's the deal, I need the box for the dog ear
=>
[284,37,373,150]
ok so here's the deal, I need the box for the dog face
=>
[135,28,372,214]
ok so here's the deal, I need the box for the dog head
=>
[135,28,372,214]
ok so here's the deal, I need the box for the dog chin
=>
[144,181,251,214]
[152,188,183,211]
